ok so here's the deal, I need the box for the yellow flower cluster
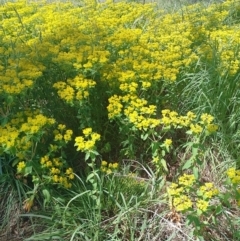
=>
[20,114,55,134]
[196,199,209,212]
[40,155,62,168]
[163,139,172,148]
[168,183,184,197]
[107,94,218,133]
[226,168,240,206]
[75,128,101,152]
[0,0,200,111]
[100,160,119,174]
[198,182,219,199]
[0,105,74,188]
[53,75,96,103]
[1,0,237,198]
[124,98,160,131]
[53,124,73,143]
[0,58,43,95]
[0,124,19,151]
[186,1,239,76]
[168,174,219,212]
[107,95,123,119]
[173,195,193,212]
[0,0,225,154]
[17,161,26,173]
[119,82,138,93]
[40,155,73,188]
[226,167,240,184]
[1,0,238,101]
[0,110,54,155]
[108,94,160,130]
[160,109,218,135]
[178,173,196,187]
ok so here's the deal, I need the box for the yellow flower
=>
[190,124,203,134]
[100,167,107,173]
[207,124,218,133]
[64,182,72,189]
[51,167,60,175]
[164,138,172,148]
[17,161,26,173]
[101,160,108,166]
[186,111,196,121]
[75,136,85,151]
[58,124,66,130]
[40,155,49,165]
[54,133,63,141]
[91,133,101,141]
[200,113,214,124]
[52,175,59,183]
[68,173,74,180]
[199,182,219,199]
[173,195,192,211]
[46,161,53,167]
[168,183,184,196]
[106,169,112,175]
[196,199,209,212]
[112,163,119,169]
[66,167,73,175]
[53,158,62,167]
[152,156,159,164]
[178,174,196,187]
[226,167,236,179]
[84,140,95,150]
[83,128,92,136]
[141,81,151,89]
[64,129,73,142]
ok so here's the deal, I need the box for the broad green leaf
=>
[160,158,168,172]
[182,158,193,170]
[42,189,51,207]
[193,166,199,179]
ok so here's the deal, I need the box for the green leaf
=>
[196,209,203,216]
[182,158,193,170]
[1,117,8,126]
[24,166,33,175]
[214,205,223,215]
[186,214,200,226]
[85,152,90,161]
[186,130,193,135]
[12,158,19,167]
[141,133,148,140]
[160,158,168,172]
[86,172,95,182]
[42,189,51,207]
[151,142,160,155]
[193,166,199,179]
[192,144,199,156]
[196,157,202,165]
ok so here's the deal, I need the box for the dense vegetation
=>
[0,0,240,240]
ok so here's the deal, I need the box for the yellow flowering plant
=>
[167,168,240,239]
[222,168,240,207]
[0,0,239,221]
[167,173,220,238]
[100,160,119,175]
